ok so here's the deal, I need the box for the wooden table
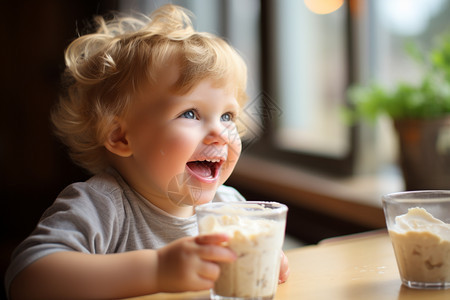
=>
[127,231,450,299]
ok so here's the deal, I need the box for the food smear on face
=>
[389,207,450,283]
[199,213,285,298]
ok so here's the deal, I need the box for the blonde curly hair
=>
[51,4,248,174]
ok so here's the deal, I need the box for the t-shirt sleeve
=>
[4,182,120,297]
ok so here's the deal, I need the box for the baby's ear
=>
[104,119,133,157]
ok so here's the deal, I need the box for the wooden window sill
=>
[227,154,404,228]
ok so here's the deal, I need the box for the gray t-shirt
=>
[5,168,245,296]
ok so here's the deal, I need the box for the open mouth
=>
[186,159,223,182]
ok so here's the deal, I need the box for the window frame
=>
[244,0,358,176]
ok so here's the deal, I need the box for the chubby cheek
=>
[155,129,198,177]
[131,127,193,186]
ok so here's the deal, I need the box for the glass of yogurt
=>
[195,201,288,300]
[383,190,450,289]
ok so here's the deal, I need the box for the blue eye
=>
[180,110,197,119]
[221,112,234,122]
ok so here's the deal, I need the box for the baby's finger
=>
[198,244,236,262]
[278,252,290,284]
[197,261,221,281]
[188,275,215,292]
[195,233,230,245]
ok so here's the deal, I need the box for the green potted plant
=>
[347,35,450,190]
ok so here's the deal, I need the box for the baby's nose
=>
[203,122,229,145]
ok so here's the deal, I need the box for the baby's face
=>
[123,79,242,215]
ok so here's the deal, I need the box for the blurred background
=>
[2,0,450,298]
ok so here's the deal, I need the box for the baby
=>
[5,4,289,299]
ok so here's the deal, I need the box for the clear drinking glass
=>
[382,190,450,289]
[195,201,288,300]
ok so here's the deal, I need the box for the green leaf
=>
[346,33,450,123]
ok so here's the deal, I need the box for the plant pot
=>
[394,116,450,191]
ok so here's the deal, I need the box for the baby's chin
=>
[166,183,217,208]
[188,188,218,207]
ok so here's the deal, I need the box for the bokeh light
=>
[304,0,344,14]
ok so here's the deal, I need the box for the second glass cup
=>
[383,190,450,289]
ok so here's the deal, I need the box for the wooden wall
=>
[0,1,118,298]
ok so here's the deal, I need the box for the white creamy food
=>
[199,214,285,298]
[389,207,450,283]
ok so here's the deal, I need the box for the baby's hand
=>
[156,233,236,292]
[279,251,290,284]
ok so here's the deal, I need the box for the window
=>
[254,0,355,175]
[254,0,450,176]
[354,0,450,170]
[272,0,349,158]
